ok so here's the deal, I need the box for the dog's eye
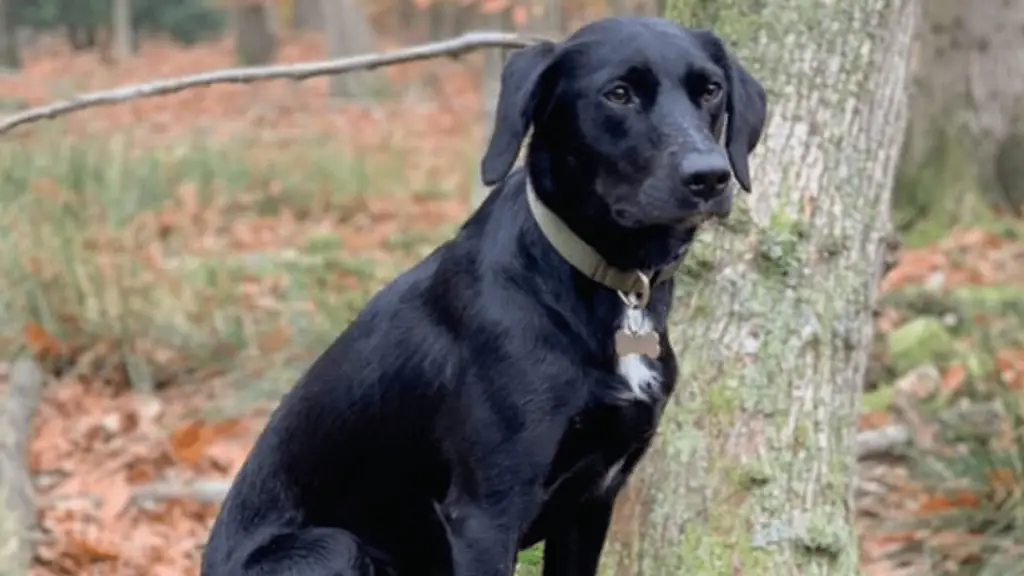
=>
[604,85,635,106]
[701,82,723,105]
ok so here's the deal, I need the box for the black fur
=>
[201,16,766,576]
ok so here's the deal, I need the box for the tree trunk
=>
[112,0,133,60]
[391,0,418,42]
[293,0,323,31]
[522,0,564,36]
[320,0,382,99]
[235,0,278,66]
[474,6,514,206]
[602,1,918,574]
[898,0,1024,219]
[428,0,462,41]
[0,0,18,71]
[605,0,630,15]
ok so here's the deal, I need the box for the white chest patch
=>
[615,306,662,403]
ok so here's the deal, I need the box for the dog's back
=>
[201,211,493,574]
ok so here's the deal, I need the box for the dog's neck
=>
[524,177,681,297]
[524,149,698,274]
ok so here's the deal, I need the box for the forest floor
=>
[2,32,1023,576]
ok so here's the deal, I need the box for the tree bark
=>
[428,0,462,41]
[0,0,19,71]
[235,0,279,66]
[899,0,1024,216]
[602,0,918,574]
[0,357,45,575]
[293,0,323,31]
[320,0,382,99]
[112,0,133,61]
[474,6,514,206]
[523,0,564,36]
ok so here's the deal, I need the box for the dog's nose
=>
[680,152,732,200]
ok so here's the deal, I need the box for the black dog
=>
[201,15,765,576]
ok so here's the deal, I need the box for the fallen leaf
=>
[24,321,64,358]
[99,473,135,524]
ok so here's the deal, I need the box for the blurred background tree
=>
[897,0,1024,237]
[0,0,18,69]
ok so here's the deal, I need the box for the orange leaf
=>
[98,474,134,524]
[988,468,1017,490]
[996,349,1024,371]
[871,530,920,546]
[942,228,1007,251]
[918,490,980,513]
[23,321,64,358]
[66,534,121,562]
[258,323,292,354]
[858,410,890,430]
[880,250,946,293]
[941,364,967,393]
[511,4,529,26]
[479,0,512,14]
[169,421,210,467]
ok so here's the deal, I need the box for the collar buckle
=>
[616,271,651,309]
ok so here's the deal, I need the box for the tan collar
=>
[525,179,681,307]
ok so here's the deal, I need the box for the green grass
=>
[0,128,465,412]
[515,543,544,575]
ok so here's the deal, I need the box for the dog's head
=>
[481,17,766,266]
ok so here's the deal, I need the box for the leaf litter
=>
[2,30,479,575]
[860,224,1024,575]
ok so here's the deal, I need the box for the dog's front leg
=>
[439,486,543,576]
[437,366,578,576]
[541,496,616,576]
[437,420,557,576]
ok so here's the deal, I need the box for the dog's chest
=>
[524,402,660,546]
[613,306,664,403]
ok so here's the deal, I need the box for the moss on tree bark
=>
[601,1,919,574]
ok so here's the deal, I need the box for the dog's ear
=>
[725,57,767,193]
[480,41,558,187]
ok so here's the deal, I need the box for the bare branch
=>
[0,31,542,136]
[132,479,231,504]
[856,424,910,459]
[854,399,1007,460]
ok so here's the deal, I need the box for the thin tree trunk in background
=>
[320,0,382,99]
[234,0,278,66]
[391,0,417,42]
[899,0,1024,215]
[605,0,630,16]
[601,0,918,574]
[112,0,133,60]
[0,0,19,71]
[528,0,564,36]
[635,0,663,16]
[474,7,513,206]
[293,0,323,30]
[428,0,461,41]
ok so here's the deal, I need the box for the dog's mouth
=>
[608,183,733,229]
[613,207,721,230]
